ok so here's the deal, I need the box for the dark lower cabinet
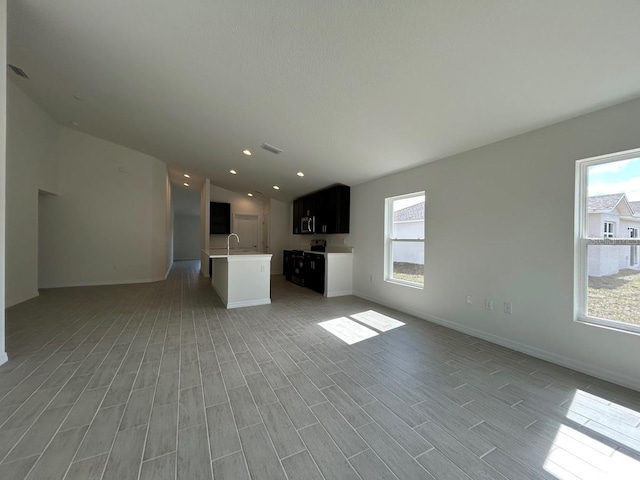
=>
[283,250,292,281]
[304,253,325,295]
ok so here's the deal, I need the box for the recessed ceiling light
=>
[230,169,237,175]
[72,94,83,101]
[183,173,190,178]
[70,121,80,127]
[243,149,252,156]
[183,183,189,187]
[296,172,304,177]
[247,193,253,197]
[273,185,280,190]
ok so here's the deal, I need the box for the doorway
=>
[173,186,201,260]
[233,214,260,250]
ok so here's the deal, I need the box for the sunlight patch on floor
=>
[318,317,378,345]
[350,310,405,332]
[543,390,640,479]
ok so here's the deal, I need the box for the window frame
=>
[575,148,640,335]
[384,191,425,289]
[603,221,614,238]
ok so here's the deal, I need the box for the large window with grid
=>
[576,149,640,334]
[384,191,425,288]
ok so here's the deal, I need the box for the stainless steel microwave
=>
[301,216,315,234]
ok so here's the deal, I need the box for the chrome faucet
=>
[227,233,240,255]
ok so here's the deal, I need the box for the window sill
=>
[576,315,640,336]
[384,278,424,290]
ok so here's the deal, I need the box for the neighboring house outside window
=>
[576,151,640,334]
[385,192,425,288]
[586,193,640,277]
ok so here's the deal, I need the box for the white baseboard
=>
[226,298,271,309]
[354,290,640,392]
[0,352,8,367]
[326,289,353,298]
[40,276,167,289]
[6,290,39,308]
[164,262,173,279]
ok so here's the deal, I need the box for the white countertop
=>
[203,249,272,259]
[301,251,353,256]
[283,247,353,255]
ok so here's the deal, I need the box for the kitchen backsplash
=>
[209,234,257,249]
[209,233,352,252]
[289,233,352,251]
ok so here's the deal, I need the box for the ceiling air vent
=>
[261,143,282,155]
[8,64,29,79]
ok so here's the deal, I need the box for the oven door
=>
[291,255,306,286]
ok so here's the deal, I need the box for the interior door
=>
[233,214,259,250]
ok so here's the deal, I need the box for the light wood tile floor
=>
[1,260,639,479]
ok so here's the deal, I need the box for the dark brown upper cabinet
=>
[293,184,350,235]
[210,202,231,234]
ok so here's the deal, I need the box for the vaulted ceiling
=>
[8,1,640,200]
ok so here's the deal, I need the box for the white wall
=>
[151,161,172,280]
[200,179,211,277]
[37,127,171,287]
[174,215,200,259]
[6,82,59,306]
[351,97,640,390]
[209,184,264,249]
[269,199,290,274]
[173,185,200,260]
[0,0,8,364]
[7,83,172,299]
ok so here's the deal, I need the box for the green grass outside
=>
[588,269,640,325]
[393,262,424,285]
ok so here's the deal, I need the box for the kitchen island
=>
[204,250,272,309]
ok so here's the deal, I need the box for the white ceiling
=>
[8,1,640,201]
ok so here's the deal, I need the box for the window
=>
[603,221,614,238]
[385,191,425,287]
[576,149,640,334]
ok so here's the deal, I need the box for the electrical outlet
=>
[485,299,494,310]
[465,295,472,305]
[504,302,512,314]
[260,265,265,272]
